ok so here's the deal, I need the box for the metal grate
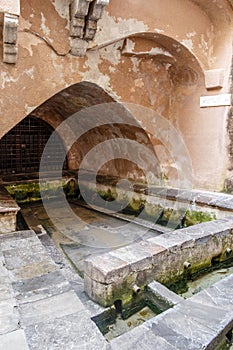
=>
[0,116,68,175]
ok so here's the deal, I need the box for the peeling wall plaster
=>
[0,0,232,191]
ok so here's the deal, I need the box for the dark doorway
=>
[0,116,68,175]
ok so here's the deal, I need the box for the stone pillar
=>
[84,0,109,40]
[225,57,233,192]
[3,13,19,64]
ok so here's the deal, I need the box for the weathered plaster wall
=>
[0,0,232,190]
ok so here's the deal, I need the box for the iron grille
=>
[0,116,68,175]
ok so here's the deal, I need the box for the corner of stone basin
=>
[83,241,168,307]
[84,252,130,284]
[83,216,233,307]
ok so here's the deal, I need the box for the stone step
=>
[0,230,107,349]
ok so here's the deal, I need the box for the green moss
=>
[165,257,233,295]
[63,179,80,198]
[97,188,117,202]
[6,181,66,204]
[184,210,216,227]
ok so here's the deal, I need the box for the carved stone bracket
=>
[70,0,109,56]
[3,13,19,64]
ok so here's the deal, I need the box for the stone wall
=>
[226,57,233,192]
[84,217,233,307]
[0,0,232,190]
[0,186,19,234]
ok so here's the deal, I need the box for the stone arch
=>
[96,32,205,185]
[25,81,161,183]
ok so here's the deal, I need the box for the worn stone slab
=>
[13,270,71,304]
[110,323,178,350]
[25,311,107,350]
[175,300,232,334]
[191,285,233,312]
[84,253,130,284]
[0,297,19,335]
[38,233,66,267]
[3,243,50,271]
[19,290,85,327]
[0,230,35,243]
[109,245,152,272]
[135,240,166,256]
[190,273,233,311]
[9,259,58,282]
[147,186,233,211]
[148,231,194,250]
[0,275,14,302]
[0,235,40,251]
[0,329,29,350]
[144,314,204,350]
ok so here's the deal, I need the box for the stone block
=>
[0,276,14,302]
[148,231,193,250]
[109,244,153,272]
[84,253,129,284]
[70,38,88,56]
[205,69,225,90]
[3,243,51,270]
[0,330,29,350]
[0,230,35,243]
[84,274,115,307]
[70,17,85,38]
[19,290,85,327]
[3,13,18,44]
[88,3,105,21]
[0,235,39,251]
[0,212,17,234]
[3,43,18,64]
[25,311,106,350]
[9,259,58,282]
[71,0,92,17]
[147,281,183,309]
[145,315,203,350]
[177,299,231,330]
[0,297,19,335]
[84,19,97,40]
[133,240,166,258]
[0,0,20,16]
[110,324,178,350]
[190,284,233,312]
[13,270,71,304]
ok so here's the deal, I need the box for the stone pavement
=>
[0,229,233,350]
[0,230,107,350]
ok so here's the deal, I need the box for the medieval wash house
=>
[0,1,233,349]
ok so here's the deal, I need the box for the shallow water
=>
[104,306,156,342]
[181,266,233,298]
[20,202,159,274]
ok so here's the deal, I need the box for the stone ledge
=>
[84,217,233,306]
[110,274,233,350]
[147,281,183,309]
[0,185,19,213]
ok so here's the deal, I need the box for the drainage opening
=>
[92,296,163,342]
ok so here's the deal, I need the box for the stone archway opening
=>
[29,81,161,185]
